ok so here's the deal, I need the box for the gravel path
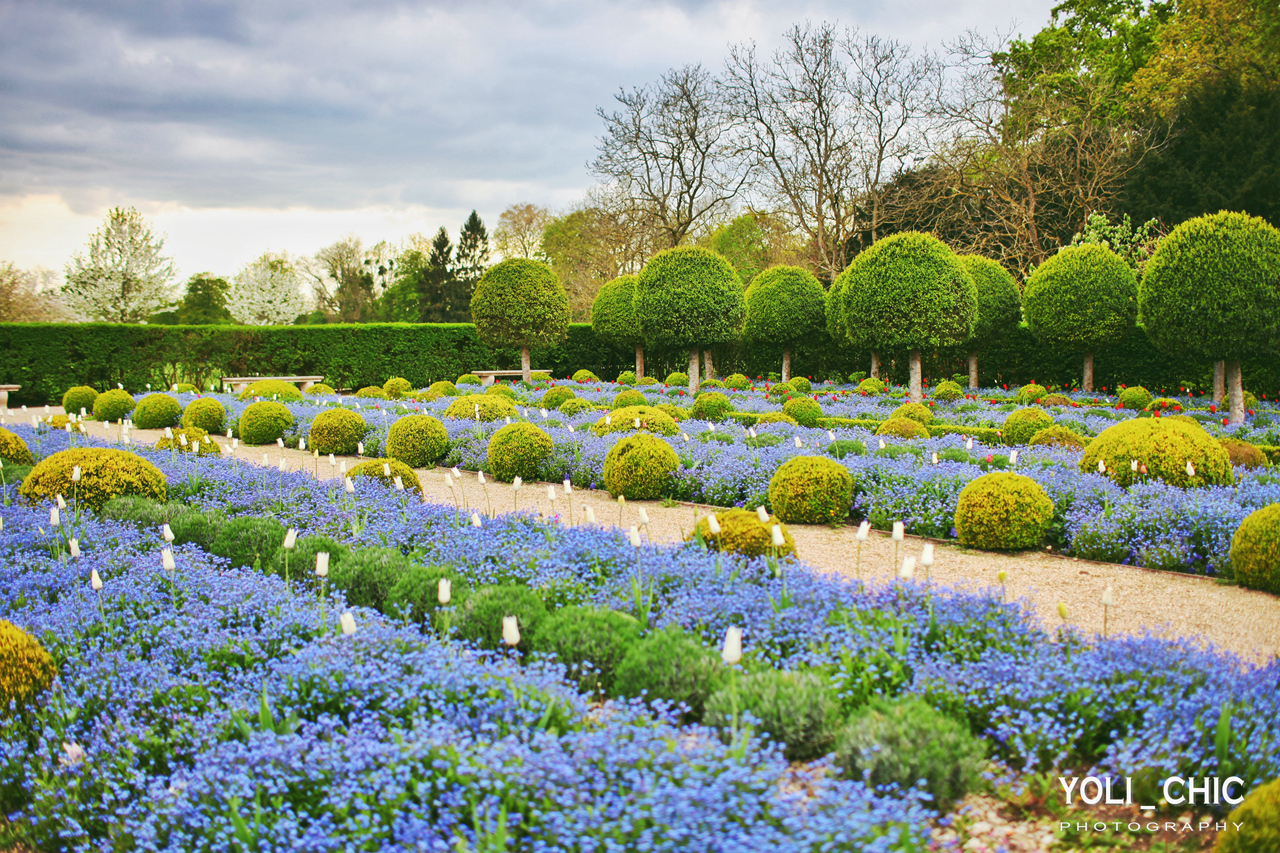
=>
[97,425,1280,662]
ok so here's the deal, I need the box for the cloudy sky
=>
[0,0,1053,283]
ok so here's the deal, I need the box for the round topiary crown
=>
[635,246,745,348]
[471,258,570,350]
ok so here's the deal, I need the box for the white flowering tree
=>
[227,253,308,325]
[62,207,177,322]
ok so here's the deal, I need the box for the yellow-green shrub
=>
[767,456,852,524]
[182,397,227,434]
[756,412,799,426]
[1029,425,1087,450]
[305,383,335,395]
[236,379,303,402]
[350,458,422,494]
[355,386,385,398]
[1230,504,1280,593]
[1003,408,1054,445]
[308,407,368,455]
[238,401,294,445]
[664,371,688,386]
[891,402,933,425]
[1079,419,1233,487]
[784,397,823,427]
[429,380,459,397]
[1015,383,1048,404]
[485,384,516,398]
[557,398,595,417]
[386,415,449,468]
[61,386,98,416]
[156,426,220,456]
[932,380,964,401]
[20,447,166,509]
[655,403,689,422]
[690,391,733,422]
[725,373,750,390]
[602,433,679,499]
[689,508,796,558]
[456,374,481,385]
[487,423,553,482]
[1117,385,1152,410]
[1215,777,1280,853]
[444,394,518,422]
[1041,393,1074,406]
[875,418,929,440]
[1220,438,1269,470]
[954,472,1053,551]
[132,393,182,429]
[541,386,575,409]
[92,389,135,422]
[0,427,34,465]
[592,405,678,437]
[383,377,413,398]
[0,620,57,713]
[789,377,812,393]
[573,369,600,382]
[613,389,647,409]
[857,377,886,394]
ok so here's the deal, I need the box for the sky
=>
[0,0,1055,284]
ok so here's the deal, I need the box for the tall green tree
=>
[591,274,646,378]
[381,228,459,323]
[452,211,491,321]
[741,265,826,383]
[177,273,235,324]
[471,259,570,381]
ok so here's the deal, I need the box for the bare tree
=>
[494,203,552,259]
[592,65,746,247]
[0,263,71,322]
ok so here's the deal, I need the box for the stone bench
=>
[0,385,18,409]
[221,375,325,395]
[473,370,528,387]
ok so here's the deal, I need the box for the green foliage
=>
[0,620,57,713]
[20,447,166,510]
[826,439,867,460]
[699,378,725,389]
[834,696,987,811]
[209,516,287,570]
[385,414,449,468]
[572,369,600,382]
[266,535,348,587]
[61,386,98,416]
[768,456,853,524]
[350,458,422,494]
[654,403,688,422]
[857,377,886,395]
[330,547,411,612]
[182,397,227,434]
[614,370,637,385]
[0,428,33,465]
[429,380,459,397]
[1023,244,1138,353]
[1080,418,1233,487]
[305,383,335,395]
[1141,211,1280,362]
[382,376,413,398]
[238,401,294,446]
[1118,385,1153,410]
[1029,425,1087,449]
[487,423,553,482]
[92,389,135,422]
[602,433,679,500]
[634,247,745,348]
[890,402,933,426]
[355,386,385,398]
[689,508,796,559]
[958,255,1021,350]
[591,274,643,348]
[155,426,220,456]
[954,472,1054,551]
[457,374,481,385]
[1015,383,1049,404]
[1214,778,1280,853]
[557,398,595,417]
[778,396,820,428]
[1229,504,1280,593]
[236,379,304,402]
[443,394,518,422]
[385,564,467,629]
[636,376,659,386]
[664,371,689,386]
[1003,408,1055,445]
[484,384,516,399]
[531,606,641,695]
[704,670,841,762]
[539,386,576,410]
[837,232,977,353]
[454,584,549,652]
[932,380,964,401]
[307,407,369,455]
[789,376,811,392]
[1219,438,1269,470]
[166,507,227,549]
[592,405,678,437]
[690,391,733,422]
[875,418,929,440]
[724,373,750,390]
[471,258,570,351]
[612,627,724,722]
[742,265,826,346]
[612,389,647,410]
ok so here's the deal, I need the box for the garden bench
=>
[473,370,527,386]
[221,375,325,395]
[0,384,17,409]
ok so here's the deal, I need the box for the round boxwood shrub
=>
[875,417,929,440]
[699,378,725,389]
[890,402,933,426]
[355,386,385,398]
[1118,386,1153,410]
[155,426,220,456]
[704,670,840,762]
[487,423,553,482]
[1146,397,1182,413]
[615,370,637,385]
[789,376,812,393]
[531,606,642,695]
[1215,777,1280,853]
[350,458,423,494]
[783,397,822,427]
[857,377,885,395]
[386,414,449,468]
[1029,425,1087,450]
[457,374,481,386]
[636,376,659,386]
[557,398,595,417]
[932,380,964,401]
[1220,438,1269,470]
[92,389,136,423]
[485,384,516,399]
[131,393,182,429]
[1003,408,1055,445]
[182,397,227,434]
[725,373,750,390]
[612,389,647,410]
[655,403,689,422]
[385,564,468,630]
[1229,504,1280,593]
[454,584,549,653]
[0,620,57,712]
[834,696,986,811]
[210,516,287,570]
[305,383,335,396]
[428,380,458,397]
[267,534,348,589]
[0,428,34,466]
[592,405,678,437]
[664,371,689,386]
[690,391,733,422]
[308,407,368,455]
[602,433,679,500]
[1041,393,1074,406]
[21,447,166,510]
[382,377,413,398]
[612,626,724,722]
[1080,418,1233,488]
[444,394,518,422]
[61,386,99,416]
[329,547,411,612]
[238,401,294,445]
[540,386,575,409]
[236,379,303,402]
[1015,383,1049,405]
[689,508,796,558]
[166,507,227,550]
[756,412,799,426]
[765,381,795,401]
[768,456,853,524]
[572,369,599,383]
[954,472,1053,551]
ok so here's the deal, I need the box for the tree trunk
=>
[688,347,700,393]
[1227,359,1245,424]
[968,352,978,390]
[520,346,531,383]
[870,351,880,380]
[1082,352,1094,393]
[1214,360,1225,404]
[782,346,792,384]
[635,345,645,380]
[703,349,715,381]
[908,351,922,403]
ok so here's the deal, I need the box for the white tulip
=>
[1009,450,1018,465]
[899,556,916,579]
[563,478,572,494]
[161,549,176,571]
[633,418,641,429]
[50,507,60,527]
[328,453,336,467]
[357,442,365,456]
[756,506,769,523]
[444,473,454,488]
[68,538,80,559]
[340,612,357,636]
[276,438,284,448]
[637,507,649,526]
[629,526,642,547]
[708,422,716,433]
[278,459,287,472]
[794,436,803,448]
[162,523,174,542]
[1130,459,1139,472]
[892,521,904,541]
[471,513,482,528]
[344,477,355,494]
[164,427,174,439]
[502,615,521,646]
[827,429,835,440]
[90,569,103,591]
[283,529,297,550]
[478,471,486,485]
[382,463,391,476]
[437,577,452,604]
[931,452,938,465]
[920,543,934,567]
[878,439,887,449]
[1102,585,1114,608]
[771,524,785,547]
[707,513,721,535]
[546,485,557,503]
[315,552,330,577]
[584,506,596,524]
[605,415,612,425]
[1186,460,1195,477]
[512,476,522,490]
[71,465,81,482]
[1098,459,1107,473]
[721,626,743,666]
[299,438,306,451]
[56,494,66,509]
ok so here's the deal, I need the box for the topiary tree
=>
[634,247,745,392]
[470,258,570,382]
[742,265,826,384]
[836,232,977,403]
[956,255,1021,389]
[1140,211,1280,424]
[591,274,647,380]
[1023,244,1137,393]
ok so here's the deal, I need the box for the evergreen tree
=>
[451,211,491,321]
[177,273,235,324]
